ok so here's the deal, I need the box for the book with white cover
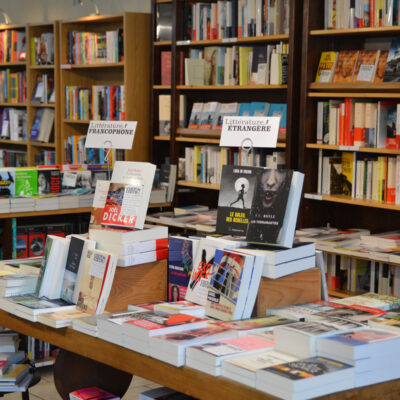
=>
[88,225,168,245]
[153,301,205,318]
[186,334,274,376]
[185,237,241,306]
[222,350,299,388]
[104,161,156,230]
[71,314,103,337]
[332,292,400,311]
[274,320,364,359]
[97,237,169,257]
[37,308,91,328]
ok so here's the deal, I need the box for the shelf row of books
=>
[324,0,400,29]
[183,145,285,185]
[0,150,27,167]
[0,108,27,141]
[186,101,286,131]
[315,45,400,83]
[31,73,55,104]
[30,32,54,65]
[0,70,26,103]
[317,151,400,203]
[65,85,125,121]
[184,42,288,86]
[66,29,124,65]
[0,30,25,63]
[179,0,290,41]
[34,150,56,166]
[31,108,55,143]
[316,99,400,149]
[64,135,125,165]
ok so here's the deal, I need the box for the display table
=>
[1,310,400,400]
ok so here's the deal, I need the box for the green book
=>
[15,169,38,196]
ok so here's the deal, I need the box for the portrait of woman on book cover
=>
[246,169,292,244]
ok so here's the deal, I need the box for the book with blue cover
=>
[268,103,287,135]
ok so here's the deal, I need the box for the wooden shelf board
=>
[177,85,287,90]
[155,0,172,3]
[0,24,25,31]
[308,92,400,99]
[62,14,123,24]
[60,62,124,69]
[154,136,170,141]
[310,26,400,36]
[154,41,172,46]
[0,207,92,219]
[176,137,220,144]
[309,82,400,92]
[148,202,172,208]
[29,65,54,70]
[176,34,289,47]
[176,128,221,138]
[306,143,400,155]
[30,103,56,108]
[63,119,90,124]
[0,62,25,67]
[0,139,28,145]
[153,85,171,90]
[328,289,366,298]
[305,193,400,211]
[0,102,26,107]
[177,180,220,190]
[30,141,57,148]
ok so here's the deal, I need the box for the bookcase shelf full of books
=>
[299,0,400,235]
[151,0,303,208]
[60,12,151,165]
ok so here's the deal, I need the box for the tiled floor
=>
[1,366,161,400]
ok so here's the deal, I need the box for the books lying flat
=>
[222,350,299,388]
[37,308,91,328]
[117,248,169,267]
[255,356,354,399]
[97,237,169,257]
[368,310,400,333]
[0,364,30,386]
[69,386,120,400]
[71,314,103,337]
[186,334,275,376]
[88,225,168,245]
[153,301,205,318]
[332,292,400,311]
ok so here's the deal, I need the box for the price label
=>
[339,145,359,151]
[219,116,279,148]
[222,37,238,43]
[176,40,191,45]
[61,64,72,69]
[304,193,323,200]
[85,120,137,150]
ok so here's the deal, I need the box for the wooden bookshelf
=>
[26,21,61,165]
[150,0,303,211]
[0,207,92,219]
[298,0,400,233]
[0,139,28,145]
[60,12,151,164]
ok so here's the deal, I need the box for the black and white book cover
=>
[246,169,293,245]
[216,165,259,236]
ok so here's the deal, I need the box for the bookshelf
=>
[0,24,28,167]
[26,21,61,165]
[150,0,303,208]
[59,12,151,164]
[298,0,400,234]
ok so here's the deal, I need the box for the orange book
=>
[332,50,359,83]
[352,50,379,82]
[374,50,389,82]
[344,98,355,146]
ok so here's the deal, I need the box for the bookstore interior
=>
[2,0,400,399]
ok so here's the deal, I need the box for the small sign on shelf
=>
[304,193,323,201]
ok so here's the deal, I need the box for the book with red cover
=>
[16,227,28,259]
[343,98,355,146]
[69,386,119,400]
[161,51,172,85]
[28,226,46,257]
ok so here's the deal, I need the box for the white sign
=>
[219,116,280,148]
[85,121,137,149]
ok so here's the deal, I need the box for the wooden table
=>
[1,310,400,400]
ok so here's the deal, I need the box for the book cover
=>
[352,50,379,82]
[90,180,110,228]
[161,51,172,86]
[30,109,43,140]
[37,168,61,195]
[315,51,338,83]
[15,169,38,196]
[322,329,399,346]
[188,103,204,129]
[212,103,240,130]
[199,102,219,130]
[205,249,254,321]
[374,50,389,82]
[158,94,171,136]
[0,169,15,196]
[267,103,287,135]
[384,39,400,81]
[216,165,259,236]
[332,50,359,83]
[204,47,218,85]
[69,386,119,400]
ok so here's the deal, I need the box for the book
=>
[158,94,171,136]
[315,51,338,83]
[374,50,389,82]
[352,50,379,82]
[76,249,118,315]
[185,58,205,85]
[199,102,219,130]
[212,103,240,130]
[37,108,54,142]
[255,356,354,399]
[37,308,91,328]
[139,387,196,400]
[384,39,400,81]
[15,169,38,196]
[332,50,359,83]
[188,103,204,129]
[103,161,156,230]
[69,387,120,400]
[90,180,111,228]
[37,168,61,195]
[205,249,255,321]
[332,292,400,311]
[117,248,168,267]
[0,169,15,196]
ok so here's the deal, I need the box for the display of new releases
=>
[216,165,304,248]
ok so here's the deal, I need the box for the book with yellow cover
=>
[315,51,338,83]
[332,50,359,83]
[341,152,356,197]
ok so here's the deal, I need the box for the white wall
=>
[0,0,151,25]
